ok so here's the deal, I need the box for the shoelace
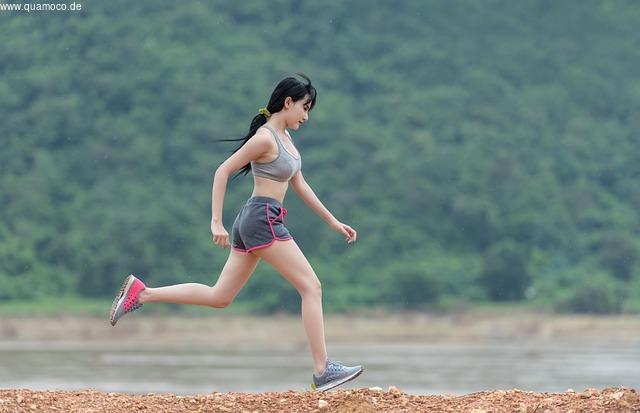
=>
[327,360,346,373]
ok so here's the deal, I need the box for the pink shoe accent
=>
[123,278,146,312]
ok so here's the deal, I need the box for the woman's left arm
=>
[290,171,357,244]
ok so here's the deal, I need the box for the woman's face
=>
[284,94,312,130]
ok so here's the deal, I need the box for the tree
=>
[480,240,531,301]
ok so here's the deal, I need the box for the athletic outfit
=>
[231,125,301,253]
[251,125,301,182]
[110,124,363,391]
[231,197,291,252]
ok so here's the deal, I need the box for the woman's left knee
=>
[209,286,235,308]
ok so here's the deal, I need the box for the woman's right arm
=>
[210,131,271,248]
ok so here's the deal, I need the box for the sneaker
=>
[311,359,364,391]
[109,274,146,326]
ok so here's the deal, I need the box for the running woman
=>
[110,74,363,391]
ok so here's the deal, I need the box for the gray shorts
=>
[231,196,292,253]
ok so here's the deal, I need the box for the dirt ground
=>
[0,386,638,413]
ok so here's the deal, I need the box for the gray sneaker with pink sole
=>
[312,359,364,391]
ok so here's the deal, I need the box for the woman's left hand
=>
[330,220,357,244]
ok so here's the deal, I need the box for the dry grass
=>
[1,310,639,345]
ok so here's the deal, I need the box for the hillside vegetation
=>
[1,0,639,313]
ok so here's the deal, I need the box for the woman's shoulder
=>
[243,127,277,154]
[253,126,274,140]
[252,127,277,145]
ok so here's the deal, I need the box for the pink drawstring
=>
[267,204,288,224]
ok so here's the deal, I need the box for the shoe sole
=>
[315,366,364,392]
[109,274,136,326]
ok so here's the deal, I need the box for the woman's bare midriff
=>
[251,175,289,204]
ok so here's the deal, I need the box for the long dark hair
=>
[221,73,317,177]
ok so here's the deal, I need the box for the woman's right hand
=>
[211,222,230,248]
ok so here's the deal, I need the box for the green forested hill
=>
[1,0,639,313]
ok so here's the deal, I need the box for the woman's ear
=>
[284,96,293,109]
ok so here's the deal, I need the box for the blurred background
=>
[0,0,639,395]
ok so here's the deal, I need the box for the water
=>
[0,340,638,394]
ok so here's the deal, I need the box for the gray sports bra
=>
[251,125,302,182]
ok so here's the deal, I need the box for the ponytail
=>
[218,113,269,178]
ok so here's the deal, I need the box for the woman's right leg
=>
[138,250,260,308]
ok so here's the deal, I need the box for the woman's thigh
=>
[212,249,261,299]
[251,239,320,294]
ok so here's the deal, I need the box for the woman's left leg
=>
[251,239,328,375]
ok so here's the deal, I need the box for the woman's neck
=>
[266,114,288,134]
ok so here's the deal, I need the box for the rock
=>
[566,388,575,393]
[611,391,625,400]
[626,391,640,403]
[388,385,403,394]
[581,388,600,397]
[318,399,328,409]
[369,387,384,392]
